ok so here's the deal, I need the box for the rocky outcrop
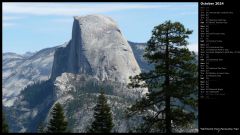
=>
[51,15,141,83]
[2,45,65,107]
[3,15,149,132]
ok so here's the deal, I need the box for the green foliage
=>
[37,121,45,133]
[20,80,54,108]
[82,80,114,95]
[6,79,55,132]
[2,112,9,133]
[65,77,136,132]
[88,89,114,133]
[47,103,68,133]
[128,20,197,133]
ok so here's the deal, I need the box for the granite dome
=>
[51,14,141,83]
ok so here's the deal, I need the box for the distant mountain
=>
[47,15,147,132]
[22,51,36,58]
[3,15,197,133]
[2,37,149,108]
[128,41,154,72]
[2,44,67,106]
[3,52,25,60]
[3,15,148,132]
[3,53,25,80]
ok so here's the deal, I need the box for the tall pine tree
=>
[2,112,9,133]
[47,103,68,133]
[128,21,197,133]
[89,89,114,133]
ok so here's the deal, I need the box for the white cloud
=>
[3,16,26,21]
[3,22,16,27]
[2,3,195,16]
[3,15,26,28]
[3,3,169,16]
[2,2,197,27]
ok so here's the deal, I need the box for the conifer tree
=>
[2,112,9,133]
[37,121,45,133]
[128,21,197,133]
[89,89,114,133]
[47,103,68,133]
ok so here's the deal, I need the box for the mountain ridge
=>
[2,15,150,132]
[51,15,142,84]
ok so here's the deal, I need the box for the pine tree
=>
[89,89,114,133]
[2,112,9,133]
[37,121,45,133]
[128,21,197,133]
[47,103,68,133]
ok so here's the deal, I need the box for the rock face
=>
[2,40,149,107]
[128,41,154,72]
[51,15,141,83]
[2,45,65,107]
[3,15,149,132]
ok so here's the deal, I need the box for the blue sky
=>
[3,2,198,54]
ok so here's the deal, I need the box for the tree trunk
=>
[165,29,171,133]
